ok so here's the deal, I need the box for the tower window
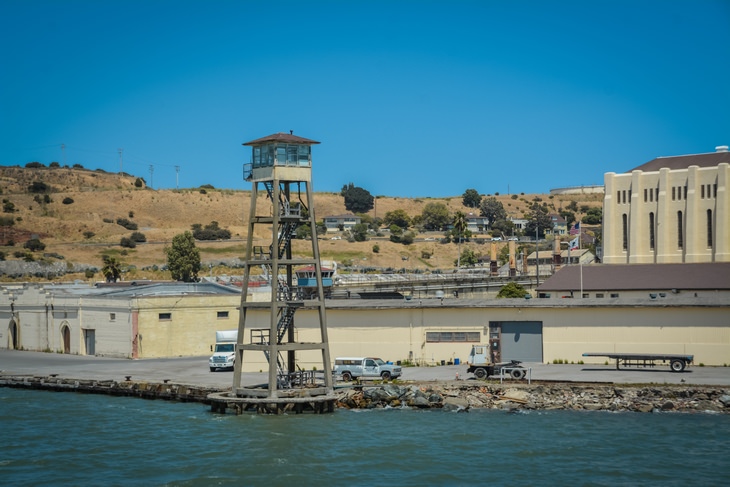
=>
[707,209,713,248]
[649,212,655,250]
[622,214,628,251]
[677,211,683,249]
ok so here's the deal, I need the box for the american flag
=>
[569,222,581,235]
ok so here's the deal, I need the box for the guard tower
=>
[226,132,335,414]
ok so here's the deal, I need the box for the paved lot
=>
[2,349,729,387]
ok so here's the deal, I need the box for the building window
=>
[217,311,229,319]
[622,214,628,251]
[649,212,655,250]
[672,187,676,201]
[425,331,481,342]
[684,185,687,199]
[714,183,717,198]
[159,313,172,321]
[110,313,116,321]
[644,188,648,202]
[596,293,604,298]
[701,185,705,199]
[622,190,627,204]
[677,211,683,249]
[610,293,619,298]
[707,209,713,248]
[582,293,589,298]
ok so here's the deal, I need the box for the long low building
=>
[2,279,728,370]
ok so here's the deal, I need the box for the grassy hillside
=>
[0,165,602,281]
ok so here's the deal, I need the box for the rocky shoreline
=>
[2,374,729,414]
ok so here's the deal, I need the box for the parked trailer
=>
[582,353,694,372]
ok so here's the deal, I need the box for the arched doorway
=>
[61,324,71,354]
[8,320,18,350]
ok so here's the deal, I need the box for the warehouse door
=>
[498,321,543,363]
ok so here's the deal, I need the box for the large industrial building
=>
[2,279,728,369]
[603,146,730,264]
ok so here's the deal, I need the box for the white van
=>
[333,357,402,381]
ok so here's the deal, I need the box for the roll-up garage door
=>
[501,321,543,363]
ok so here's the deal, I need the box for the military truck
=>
[465,344,526,380]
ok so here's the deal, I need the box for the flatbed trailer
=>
[582,353,694,372]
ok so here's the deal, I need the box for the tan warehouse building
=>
[2,281,728,370]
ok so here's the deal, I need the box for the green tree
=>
[462,188,482,208]
[491,219,515,238]
[101,256,122,283]
[583,207,603,225]
[524,203,553,238]
[421,202,450,231]
[566,200,579,212]
[383,209,411,229]
[497,281,529,298]
[454,248,479,267]
[479,197,507,226]
[165,231,201,282]
[559,210,576,229]
[452,211,468,267]
[350,222,369,242]
[342,184,374,213]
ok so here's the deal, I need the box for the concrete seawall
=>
[3,374,728,414]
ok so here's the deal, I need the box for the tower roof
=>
[629,148,729,172]
[243,132,320,146]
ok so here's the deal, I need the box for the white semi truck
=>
[209,330,237,372]
[466,344,526,380]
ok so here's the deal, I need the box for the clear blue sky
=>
[2,1,729,197]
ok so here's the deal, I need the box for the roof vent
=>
[716,145,729,152]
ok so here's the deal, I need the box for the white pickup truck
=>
[333,357,402,381]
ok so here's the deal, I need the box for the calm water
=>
[1,388,729,487]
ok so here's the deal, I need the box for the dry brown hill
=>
[0,165,602,281]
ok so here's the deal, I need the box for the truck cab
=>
[209,330,237,371]
[333,357,402,381]
[466,344,525,380]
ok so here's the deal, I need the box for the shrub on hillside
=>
[2,200,15,213]
[25,162,45,168]
[24,238,46,252]
[130,231,146,242]
[28,181,52,193]
[73,163,84,169]
[102,218,114,224]
[83,231,95,239]
[116,217,138,230]
[191,221,231,240]
[0,215,14,226]
[49,162,60,168]
[120,237,136,248]
[62,197,74,205]
[134,178,144,188]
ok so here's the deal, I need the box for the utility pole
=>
[149,165,154,189]
[61,143,66,166]
[535,223,540,292]
[175,165,180,189]
[118,148,124,174]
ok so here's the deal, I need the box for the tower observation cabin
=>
[227,132,335,414]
